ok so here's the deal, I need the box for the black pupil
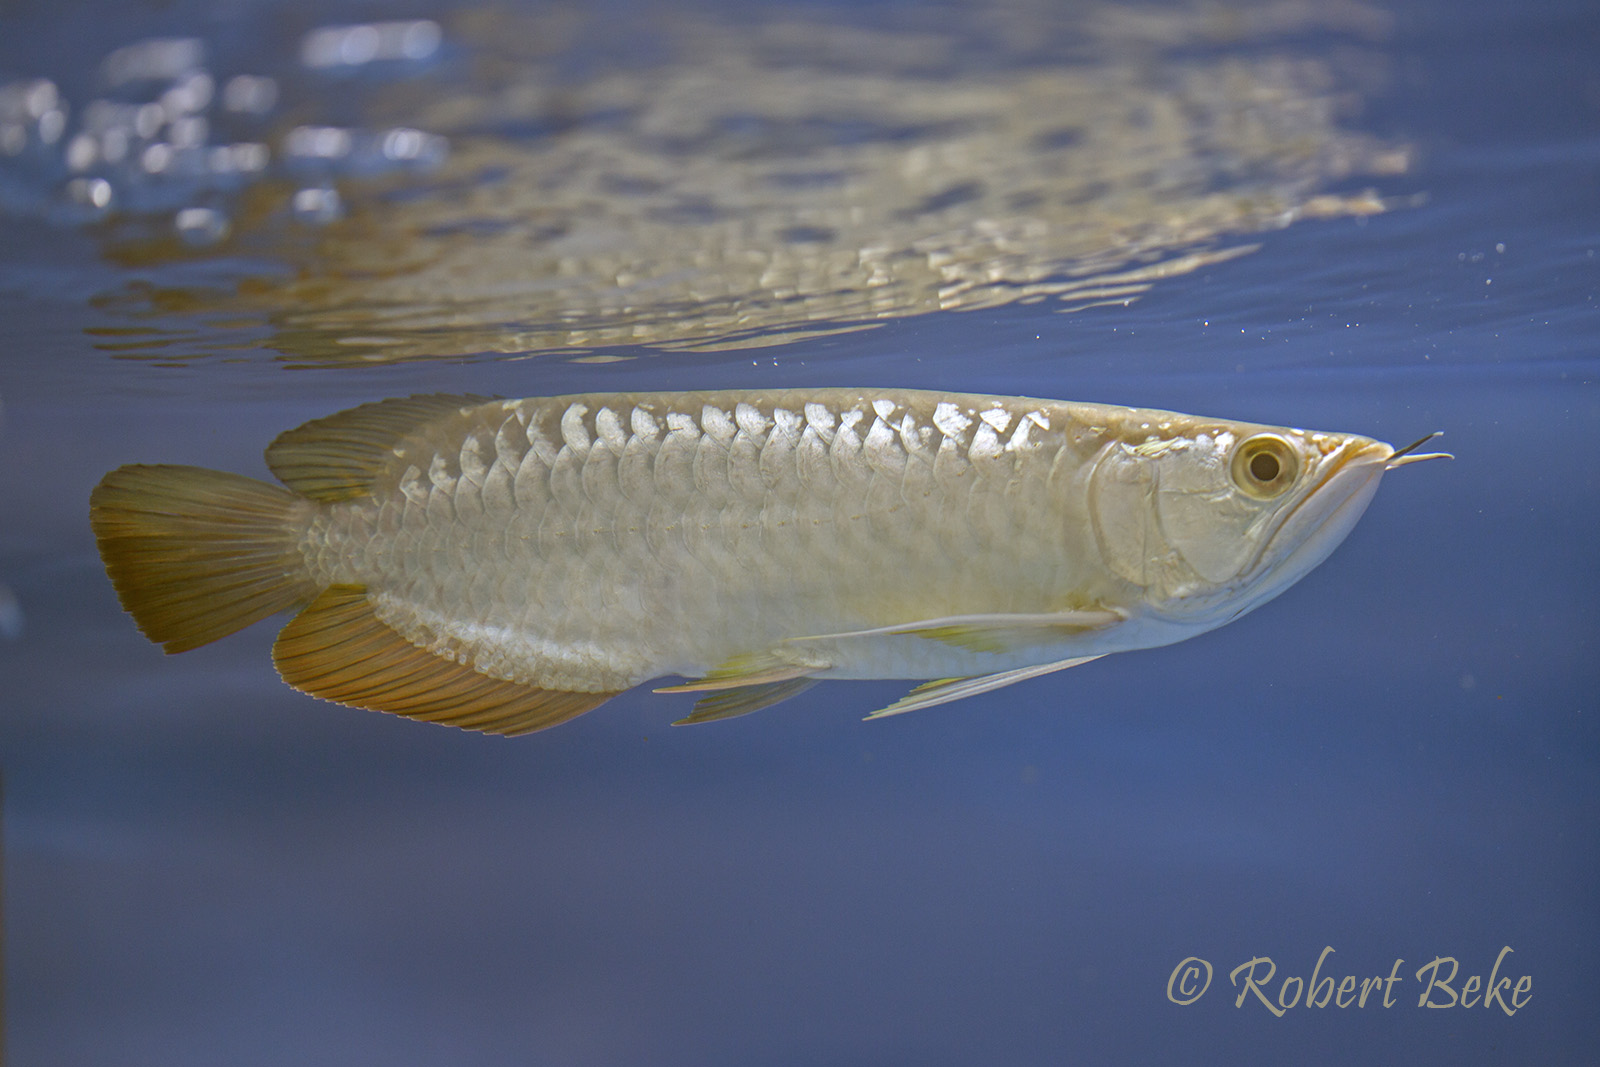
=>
[1249,451,1281,482]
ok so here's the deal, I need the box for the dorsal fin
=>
[265,394,493,501]
[272,585,618,735]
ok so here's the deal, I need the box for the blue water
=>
[1,0,1596,1064]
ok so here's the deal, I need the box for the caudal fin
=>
[90,464,320,653]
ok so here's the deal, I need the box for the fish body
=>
[90,389,1444,734]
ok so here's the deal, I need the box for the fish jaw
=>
[1123,434,1393,637]
[1223,437,1392,622]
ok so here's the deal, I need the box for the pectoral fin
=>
[789,609,1124,656]
[863,655,1103,720]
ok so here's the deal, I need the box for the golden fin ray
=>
[265,393,494,501]
[671,679,820,725]
[272,585,617,735]
[89,464,319,653]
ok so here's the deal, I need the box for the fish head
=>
[1087,415,1412,630]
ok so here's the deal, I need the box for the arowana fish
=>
[89,389,1447,735]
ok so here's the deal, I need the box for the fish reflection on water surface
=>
[88,390,1447,734]
[0,2,1409,364]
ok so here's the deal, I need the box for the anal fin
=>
[273,585,618,736]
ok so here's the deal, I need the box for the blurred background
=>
[0,0,1595,1063]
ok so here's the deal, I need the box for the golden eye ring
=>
[1230,434,1299,499]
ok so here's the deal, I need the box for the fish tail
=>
[90,464,320,653]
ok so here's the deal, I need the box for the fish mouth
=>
[1238,437,1392,600]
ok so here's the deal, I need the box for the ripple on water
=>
[2,1,1411,365]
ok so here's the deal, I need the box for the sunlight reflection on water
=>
[2,0,1410,366]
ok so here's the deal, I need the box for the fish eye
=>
[1230,434,1300,499]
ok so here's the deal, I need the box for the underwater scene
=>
[0,0,1595,1062]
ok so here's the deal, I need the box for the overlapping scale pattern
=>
[306,390,1114,691]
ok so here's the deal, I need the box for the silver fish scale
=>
[312,390,1115,690]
